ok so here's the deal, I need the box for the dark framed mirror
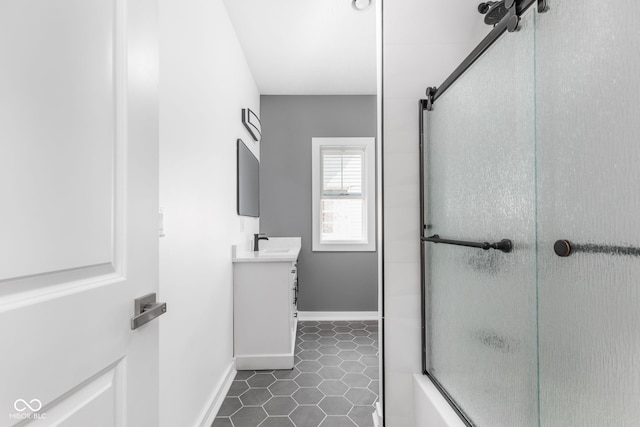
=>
[237,139,259,217]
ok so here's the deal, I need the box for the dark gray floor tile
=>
[355,346,377,355]
[259,416,295,427]
[362,320,377,326]
[336,341,358,350]
[301,333,321,341]
[263,396,297,416]
[228,380,250,396]
[300,341,322,350]
[240,388,273,406]
[235,371,255,380]
[319,416,357,427]
[269,380,299,396]
[298,360,322,372]
[298,350,322,360]
[212,417,233,427]
[218,397,242,416]
[345,389,376,406]
[363,367,379,380]
[335,334,354,341]
[352,337,373,346]
[348,406,375,427]
[318,346,341,355]
[294,372,323,387]
[318,380,349,396]
[218,322,378,427]
[301,321,320,327]
[359,356,378,367]
[231,407,268,427]
[348,322,366,330]
[318,337,338,345]
[337,351,360,361]
[290,405,326,427]
[318,366,345,380]
[273,367,300,380]
[292,387,325,404]
[317,355,342,366]
[342,373,370,388]
[248,373,276,388]
[319,396,353,415]
[340,361,365,373]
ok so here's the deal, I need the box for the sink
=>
[232,237,301,263]
[261,248,291,254]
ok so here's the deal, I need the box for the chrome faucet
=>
[253,233,269,251]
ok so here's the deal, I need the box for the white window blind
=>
[321,148,363,197]
[320,148,365,243]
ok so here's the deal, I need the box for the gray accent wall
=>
[260,95,378,312]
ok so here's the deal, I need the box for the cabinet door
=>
[289,261,298,337]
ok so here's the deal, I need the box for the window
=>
[312,137,375,251]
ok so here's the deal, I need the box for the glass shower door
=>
[536,0,640,425]
[424,10,537,426]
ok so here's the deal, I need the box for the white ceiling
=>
[223,0,377,95]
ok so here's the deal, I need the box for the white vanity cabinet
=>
[232,238,300,370]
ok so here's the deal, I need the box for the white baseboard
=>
[197,359,237,427]
[297,311,379,321]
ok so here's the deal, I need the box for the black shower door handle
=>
[554,240,640,257]
[422,234,513,253]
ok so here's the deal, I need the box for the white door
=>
[0,0,159,425]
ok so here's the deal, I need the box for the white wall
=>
[159,1,260,426]
[381,1,487,426]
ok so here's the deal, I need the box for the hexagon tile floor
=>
[212,320,379,427]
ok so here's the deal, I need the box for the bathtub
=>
[413,374,466,427]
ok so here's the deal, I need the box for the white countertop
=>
[232,237,301,263]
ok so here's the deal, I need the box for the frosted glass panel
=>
[426,11,537,426]
[536,0,640,425]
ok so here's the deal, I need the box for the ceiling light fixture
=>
[352,0,372,11]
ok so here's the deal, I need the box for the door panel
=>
[19,362,124,427]
[0,0,159,425]
[425,10,537,426]
[0,0,115,281]
[536,0,640,425]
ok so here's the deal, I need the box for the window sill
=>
[312,242,376,252]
